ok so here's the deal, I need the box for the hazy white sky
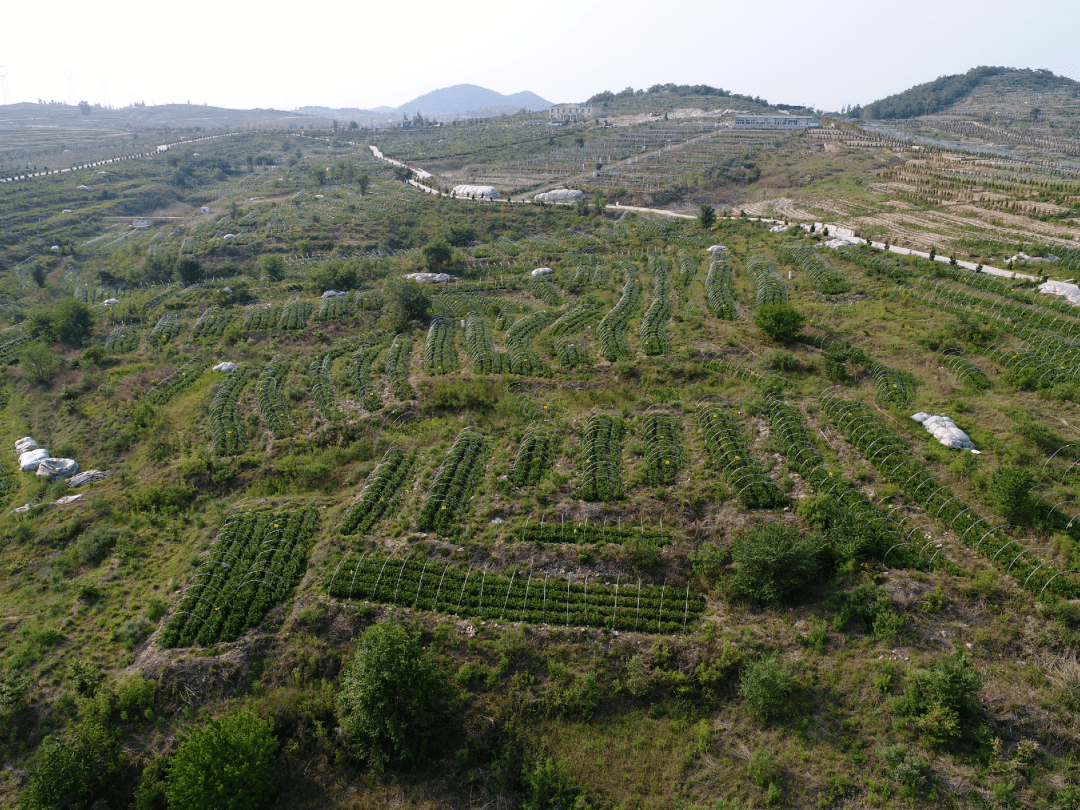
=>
[3,0,1077,112]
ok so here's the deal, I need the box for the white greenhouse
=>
[534,189,584,203]
[452,185,499,200]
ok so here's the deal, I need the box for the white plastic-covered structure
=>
[19,449,50,471]
[67,470,109,488]
[534,189,583,203]
[321,289,348,298]
[706,245,729,253]
[103,298,119,306]
[530,267,554,277]
[36,458,79,480]
[452,185,499,200]
[213,362,238,373]
[1039,279,1080,307]
[14,437,38,454]
[911,413,980,453]
[404,272,452,283]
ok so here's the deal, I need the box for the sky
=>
[3,0,1078,113]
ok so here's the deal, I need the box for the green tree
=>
[699,204,716,228]
[382,277,431,332]
[336,619,450,771]
[20,721,120,810]
[177,258,204,286]
[753,301,805,343]
[732,522,824,602]
[592,188,607,213]
[165,709,279,810]
[53,298,92,346]
[357,173,370,196]
[739,653,795,722]
[422,239,452,271]
[24,308,56,341]
[142,252,176,284]
[989,467,1035,521]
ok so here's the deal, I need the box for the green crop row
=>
[348,343,383,412]
[256,356,292,439]
[162,502,319,647]
[465,311,506,373]
[821,394,1080,598]
[941,351,991,392]
[548,301,600,337]
[512,517,674,546]
[836,245,911,282]
[506,310,557,375]
[598,269,642,361]
[640,259,672,356]
[146,354,209,405]
[527,277,563,306]
[696,402,787,509]
[554,338,588,367]
[678,255,698,288]
[423,315,459,375]
[704,252,738,320]
[210,363,257,456]
[385,335,414,399]
[308,355,337,419]
[104,324,139,354]
[416,430,488,536]
[747,256,788,307]
[642,411,685,485]
[279,298,313,331]
[327,553,703,633]
[580,412,625,501]
[777,241,850,295]
[314,293,355,322]
[511,424,561,487]
[191,306,235,339]
[342,447,416,535]
[148,314,184,347]
[243,304,280,331]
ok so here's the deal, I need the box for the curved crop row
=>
[348,344,383,411]
[820,394,1080,598]
[641,411,685,486]
[210,363,257,455]
[512,424,561,488]
[513,517,673,547]
[580,412,624,501]
[308,355,337,418]
[256,356,293,438]
[416,430,488,536]
[598,270,642,361]
[0,333,30,364]
[640,262,672,356]
[704,253,738,320]
[868,358,916,407]
[315,293,355,322]
[104,324,139,354]
[342,446,416,534]
[696,402,787,509]
[162,503,319,646]
[191,306,235,339]
[572,265,609,288]
[423,316,459,375]
[506,310,557,375]
[385,335,414,399]
[279,299,313,331]
[549,302,600,337]
[355,288,384,311]
[528,277,562,306]
[243,305,280,331]
[941,350,991,392]
[678,255,698,288]
[147,354,209,405]
[148,314,184,347]
[777,241,850,294]
[327,553,703,633]
[465,311,505,373]
[836,245,911,282]
[746,256,788,306]
[554,338,588,367]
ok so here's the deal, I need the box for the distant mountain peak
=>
[393,85,551,116]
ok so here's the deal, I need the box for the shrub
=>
[892,650,984,747]
[739,654,795,722]
[731,523,824,602]
[989,467,1035,521]
[20,721,120,810]
[382,278,431,332]
[753,302,804,343]
[165,709,279,810]
[75,527,122,566]
[336,619,450,770]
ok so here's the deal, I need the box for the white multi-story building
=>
[733,115,819,130]
[549,104,593,123]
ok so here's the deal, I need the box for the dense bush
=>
[739,654,795,722]
[732,523,824,602]
[165,709,279,810]
[336,619,450,770]
[753,301,804,343]
[892,650,984,747]
[20,721,120,810]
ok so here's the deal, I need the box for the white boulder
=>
[14,437,38,454]
[213,362,238,372]
[19,448,50,471]
[530,267,554,277]
[911,413,979,453]
[36,458,79,480]
[404,273,451,283]
[321,289,348,298]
